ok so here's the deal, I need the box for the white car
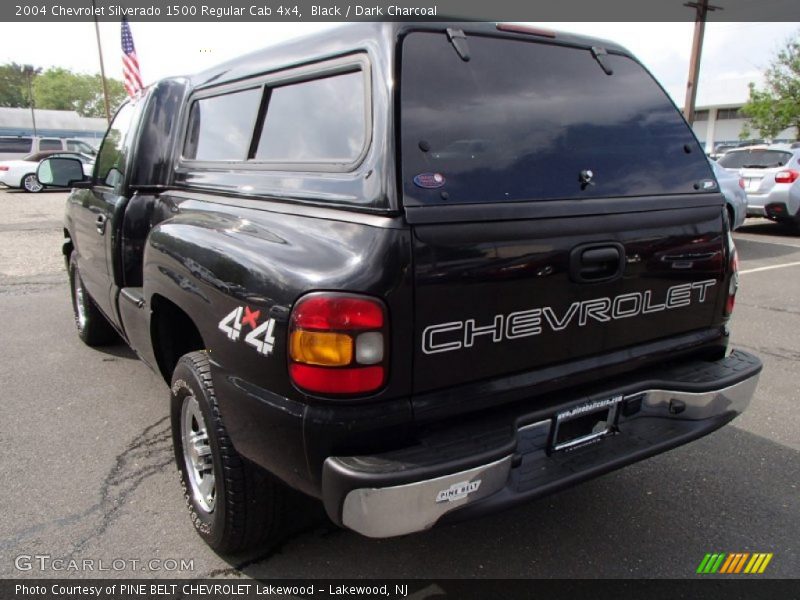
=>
[0,151,94,193]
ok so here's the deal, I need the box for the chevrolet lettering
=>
[422,280,717,354]
[39,23,761,551]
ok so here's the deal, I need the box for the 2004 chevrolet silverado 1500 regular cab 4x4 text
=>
[37,23,762,553]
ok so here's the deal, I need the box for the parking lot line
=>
[739,260,800,275]
[734,234,800,250]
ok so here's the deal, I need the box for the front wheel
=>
[171,351,285,553]
[22,173,43,193]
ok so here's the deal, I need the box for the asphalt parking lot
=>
[0,188,798,580]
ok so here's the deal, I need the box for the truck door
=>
[68,101,140,324]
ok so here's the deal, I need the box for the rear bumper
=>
[747,187,800,219]
[322,350,761,538]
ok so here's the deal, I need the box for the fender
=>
[139,194,416,492]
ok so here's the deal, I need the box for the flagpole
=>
[92,0,112,124]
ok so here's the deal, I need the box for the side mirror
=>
[37,157,88,188]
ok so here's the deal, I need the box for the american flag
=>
[121,17,143,97]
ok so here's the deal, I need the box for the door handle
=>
[95,214,107,235]
[569,242,625,283]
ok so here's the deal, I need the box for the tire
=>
[22,173,43,193]
[171,351,285,553]
[68,252,117,346]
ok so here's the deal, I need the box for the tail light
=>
[775,169,799,184]
[738,178,745,190]
[0,166,9,171]
[288,293,387,396]
[724,247,739,317]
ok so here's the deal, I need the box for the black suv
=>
[39,23,761,552]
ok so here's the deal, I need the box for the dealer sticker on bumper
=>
[435,480,481,503]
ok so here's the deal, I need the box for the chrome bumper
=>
[325,371,760,539]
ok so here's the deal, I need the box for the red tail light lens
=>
[289,364,384,395]
[738,178,745,190]
[725,248,738,317]
[775,169,799,184]
[288,293,387,396]
[292,296,383,330]
[0,166,9,171]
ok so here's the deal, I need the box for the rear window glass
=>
[0,137,32,152]
[184,88,261,161]
[718,149,792,169]
[255,71,366,163]
[400,33,713,205]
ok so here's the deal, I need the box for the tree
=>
[740,32,800,140]
[0,63,30,107]
[33,68,127,118]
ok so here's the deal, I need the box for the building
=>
[692,104,797,153]
[689,75,797,153]
[0,107,107,143]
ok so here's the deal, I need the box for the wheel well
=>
[151,295,206,384]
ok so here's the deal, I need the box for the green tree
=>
[741,32,800,140]
[31,67,127,118]
[0,62,30,107]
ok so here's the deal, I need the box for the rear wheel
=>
[22,173,43,193]
[68,253,117,346]
[171,351,285,553]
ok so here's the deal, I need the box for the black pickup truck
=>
[38,22,762,552]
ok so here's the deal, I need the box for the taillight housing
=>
[288,293,388,396]
[738,177,745,190]
[724,247,739,317]
[775,169,799,184]
[0,166,9,171]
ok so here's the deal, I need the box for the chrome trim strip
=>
[638,375,759,420]
[339,455,512,538]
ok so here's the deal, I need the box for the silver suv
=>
[0,136,98,161]
[718,146,800,227]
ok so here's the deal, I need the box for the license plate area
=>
[744,178,762,192]
[551,396,622,452]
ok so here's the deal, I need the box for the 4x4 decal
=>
[218,306,276,356]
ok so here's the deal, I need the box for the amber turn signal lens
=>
[290,330,353,366]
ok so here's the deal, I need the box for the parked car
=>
[709,143,738,161]
[709,159,747,229]
[0,151,93,192]
[37,22,760,552]
[0,136,98,161]
[718,146,800,228]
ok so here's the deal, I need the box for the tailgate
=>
[399,29,727,393]
[410,204,726,392]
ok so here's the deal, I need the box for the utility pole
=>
[683,0,721,125]
[23,65,41,138]
[92,0,112,124]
